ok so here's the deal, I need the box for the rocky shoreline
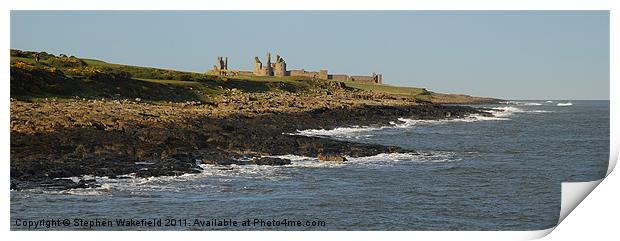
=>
[10,90,495,190]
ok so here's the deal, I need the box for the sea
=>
[10,100,610,230]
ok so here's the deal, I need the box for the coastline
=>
[10,90,496,190]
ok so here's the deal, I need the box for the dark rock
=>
[251,157,291,165]
[10,179,19,190]
[75,179,99,188]
[201,158,244,165]
[12,178,101,191]
[317,154,347,162]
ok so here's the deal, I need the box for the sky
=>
[10,11,609,100]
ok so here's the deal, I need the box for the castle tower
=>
[319,70,328,80]
[274,54,287,77]
[215,56,222,70]
[224,57,228,70]
[265,52,273,76]
[253,56,264,76]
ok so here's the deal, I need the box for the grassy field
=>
[343,82,432,101]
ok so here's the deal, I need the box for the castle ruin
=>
[208,56,239,76]
[209,52,382,84]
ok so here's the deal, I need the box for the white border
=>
[2,1,618,240]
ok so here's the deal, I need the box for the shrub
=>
[48,56,88,68]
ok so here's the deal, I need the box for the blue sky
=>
[10,11,609,100]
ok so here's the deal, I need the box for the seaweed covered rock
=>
[251,157,291,165]
[317,154,348,162]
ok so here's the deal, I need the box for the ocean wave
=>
[56,184,113,196]
[273,151,461,167]
[293,126,385,138]
[489,106,524,117]
[467,114,511,121]
[396,115,509,126]
[35,181,113,196]
[507,101,543,106]
[346,151,461,165]
[557,102,573,106]
[269,154,343,168]
[35,172,211,195]
[490,106,554,114]
[199,163,288,180]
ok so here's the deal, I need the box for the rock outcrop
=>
[317,154,348,162]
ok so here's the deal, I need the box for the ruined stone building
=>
[253,53,273,76]
[210,52,383,84]
[207,56,239,76]
[273,55,287,77]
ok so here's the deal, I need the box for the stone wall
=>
[329,74,348,81]
[349,75,375,83]
[238,71,254,76]
[290,69,320,78]
[319,70,328,80]
[326,73,381,84]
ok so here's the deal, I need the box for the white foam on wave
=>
[521,102,542,106]
[56,184,113,196]
[269,154,343,168]
[395,115,507,127]
[491,106,523,112]
[507,101,543,106]
[468,114,511,121]
[293,106,524,138]
[478,106,553,116]
[489,106,524,117]
[58,176,81,184]
[37,182,113,196]
[271,151,461,168]
[293,101,562,139]
[199,163,287,180]
[346,152,460,165]
[397,106,524,125]
[557,102,573,106]
[293,126,384,138]
[491,106,555,114]
[546,100,554,103]
[37,172,214,195]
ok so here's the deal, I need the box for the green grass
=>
[228,74,312,83]
[344,82,432,100]
[82,58,193,75]
[11,56,37,64]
